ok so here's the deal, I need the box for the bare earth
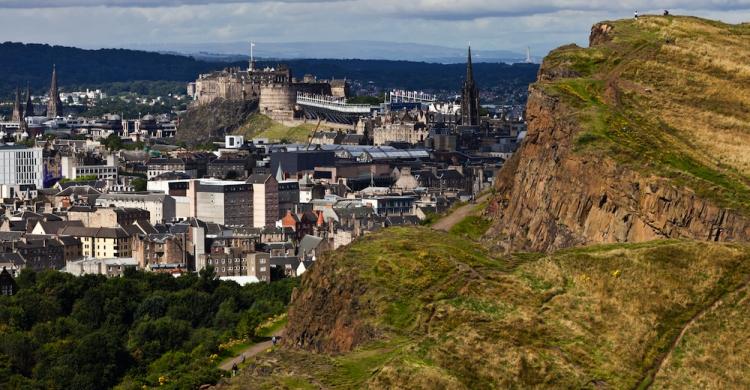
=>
[431,194,490,232]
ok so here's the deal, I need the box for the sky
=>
[1,1,749,56]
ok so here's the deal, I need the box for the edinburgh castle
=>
[188,59,348,122]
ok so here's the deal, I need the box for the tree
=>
[103,133,123,151]
[131,177,147,191]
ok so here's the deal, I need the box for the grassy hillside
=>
[233,114,330,143]
[223,227,750,389]
[539,16,750,212]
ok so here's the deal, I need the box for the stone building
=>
[200,247,250,277]
[95,193,176,225]
[132,233,188,269]
[67,206,150,228]
[189,63,340,121]
[248,174,279,228]
[187,179,254,226]
[372,110,429,146]
[460,47,480,126]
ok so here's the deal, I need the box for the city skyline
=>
[1,1,749,57]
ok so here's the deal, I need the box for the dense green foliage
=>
[102,134,145,152]
[58,175,99,184]
[0,268,297,389]
[0,42,221,98]
[131,178,148,192]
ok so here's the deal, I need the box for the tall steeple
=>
[24,84,34,117]
[11,87,23,122]
[47,65,64,118]
[460,46,480,126]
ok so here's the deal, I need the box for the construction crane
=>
[305,117,323,150]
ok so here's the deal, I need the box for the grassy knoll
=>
[233,114,320,143]
[540,16,750,213]
[448,215,491,241]
[224,227,750,388]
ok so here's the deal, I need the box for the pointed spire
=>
[47,64,63,118]
[275,164,285,182]
[460,45,480,126]
[11,87,23,122]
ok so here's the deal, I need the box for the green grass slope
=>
[233,114,321,143]
[539,15,750,212]
[223,227,750,389]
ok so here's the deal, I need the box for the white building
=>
[65,257,137,277]
[95,193,176,224]
[0,145,44,190]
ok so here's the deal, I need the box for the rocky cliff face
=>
[283,248,377,353]
[176,98,258,145]
[488,20,750,252]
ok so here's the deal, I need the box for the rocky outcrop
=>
[589,23,614,46]
[176,98,258,145]
[488,85,750,253]
[283,251,377,353]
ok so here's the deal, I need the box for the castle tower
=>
[460,46,480,126]
[11,87,23,122]
[25,84,34,117]
[46,65,64,118]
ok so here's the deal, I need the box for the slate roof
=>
[0,253,26,267]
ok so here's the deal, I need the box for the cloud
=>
[5,0,750,20]
[1,0,750,56]
[0,0,334,8]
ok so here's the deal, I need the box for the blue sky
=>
[1,1,749,55]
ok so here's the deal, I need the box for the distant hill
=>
[124,40,529,64]
[244,59,539,91]
[0,42,538,98]
[0,42,221,98]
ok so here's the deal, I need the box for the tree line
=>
[0,267,297,389]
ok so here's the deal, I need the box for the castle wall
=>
[260,84,296,122]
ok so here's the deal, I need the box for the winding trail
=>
[431,194,490,232]
[219,329,285,371]
[637,277,750,389]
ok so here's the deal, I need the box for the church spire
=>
[460,46,480,126]
[11,87,23,122]
[47,64,63,118]
[466,46,474,82]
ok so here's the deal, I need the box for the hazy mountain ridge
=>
[122,40,530,64]
[0,42,538,98]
